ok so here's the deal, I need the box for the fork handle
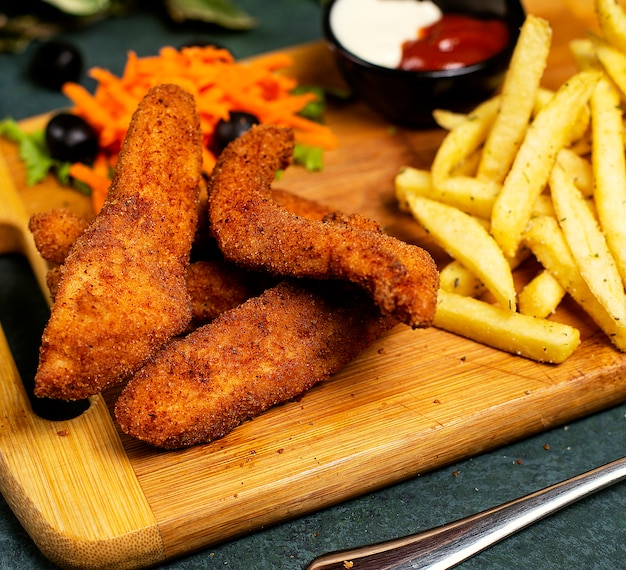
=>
[306,455,626,570]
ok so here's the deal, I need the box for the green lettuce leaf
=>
[164,0,256,29]
[293,143,324,172]
[0,119,54,185]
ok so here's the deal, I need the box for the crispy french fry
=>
[477,15,552,184]
[490,69,602,258]
[595,0,626,53]
[432,109,468,131]
[439,260,486,297]
[590,75,626,287]
[395,167,432,212]
[430,177,500,218]
[518,270,566,318]
[570,38,602,70]
[590,35,626,97]
[533,87,555,114]
[395,167,500,219]
[535,88,592,149]
[524,215,626,351]
[405,195,516,312]
[532,194,556,217]
[555,148,594,198]
[430,96,500,185]
[434,290,580,364]
[550,159,626,323]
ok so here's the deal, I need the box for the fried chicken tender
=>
[29,208,90,265]
[31,189,341,325]
[186,259,269,327]
[115,280,397,449]
[208,125,439,328]
[34,84,203,400]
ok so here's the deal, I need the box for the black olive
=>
[29,40,84,91]
[45,113,99,164]
[212,111,260,154]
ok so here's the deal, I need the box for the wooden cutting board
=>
[1,3,622,569]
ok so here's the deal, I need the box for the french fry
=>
[434,290,580,364]
[430,96,500,185]
[405,195,517,312]
[395,167,432,212]
[518,270,566,318]
[532,193,556,217]
[439,245,530,299]
[590,75,626,286]
[477,15,552,184]
[395,167,500,219]
[595,0,626,53]
[523,215,626,351]
[439,260,486,297]
[490,69,602,258]
[432,109,468,131]
[555,148,594,198]
[590,35,626,97]
[570,38,601,70]
[550,159,626,323]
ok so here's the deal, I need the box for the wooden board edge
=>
[0,141,166,569]
[0,324,166,569]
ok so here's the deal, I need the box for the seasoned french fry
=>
[555,148,594,198]
[430,96,500,185]
[477,15,552,183]
[434,290,580,364]
[532,194,556,217]
[490,69,602,258]
[550,160,626,323]
[395,167,500,219]
[430,177,500,218]
[590,35,626,97]
[405,195,516,312]
[590,75,626,286]
[524,215,626,351]
[432,109,467,131]
[595,0,626,53]
[570,38,601,70]
[439,260,486,297]
[395,167,432,212]
[518,270,566,318]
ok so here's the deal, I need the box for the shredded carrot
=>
[62,45,337,209]
[69,154,113,213]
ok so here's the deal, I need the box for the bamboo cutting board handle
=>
[0,147,50,295]
[0,147,165,569]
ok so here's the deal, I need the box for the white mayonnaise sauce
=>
[330,0,442,68]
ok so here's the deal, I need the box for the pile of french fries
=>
[396,1,626,364]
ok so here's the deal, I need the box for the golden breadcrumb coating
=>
[29,208,90,265]
[115,280,397,448]
[34,84,202,400]
[208,124,439,328]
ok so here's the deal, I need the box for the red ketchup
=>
[399,14,510,71]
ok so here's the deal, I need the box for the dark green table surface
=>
[1,2,626,568]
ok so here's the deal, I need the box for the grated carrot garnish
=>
[62,45,337,212]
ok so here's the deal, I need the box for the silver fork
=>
[306,455,626,570]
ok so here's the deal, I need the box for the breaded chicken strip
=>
[34,84,203,400]
[115,280,397,449]
[186,259,270,327]
[31,189,345,326]
[208,125,439,329]
[29,208,90,265]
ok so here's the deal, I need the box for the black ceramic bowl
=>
[322,0,526,128]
